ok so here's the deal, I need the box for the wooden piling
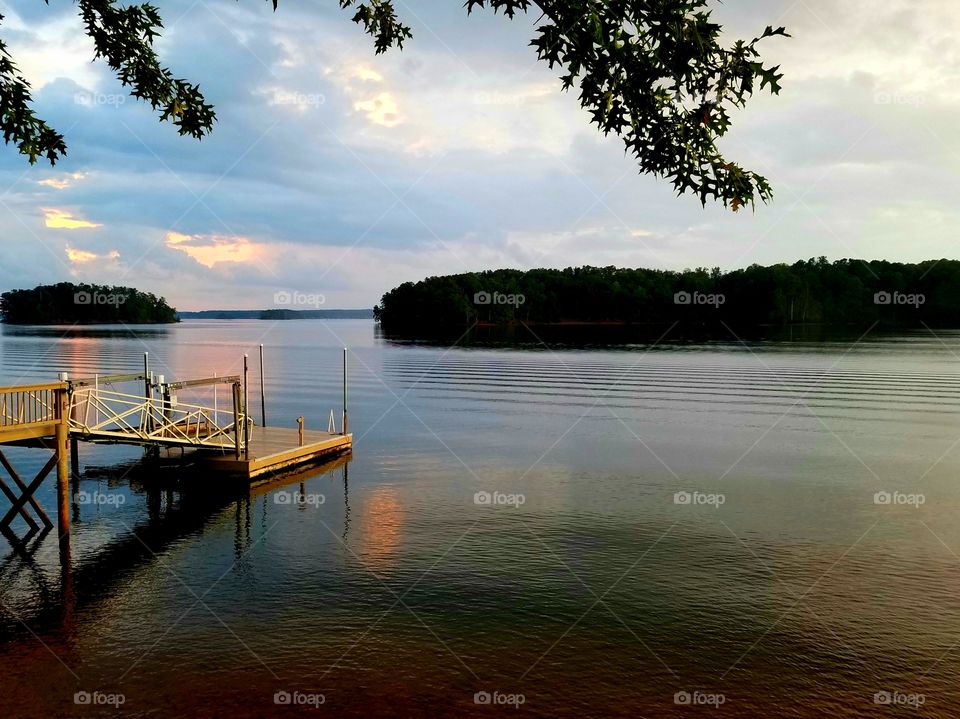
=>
[55,388,70,543]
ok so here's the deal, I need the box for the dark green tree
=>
[1,0,787,209]
[374,260,960,338]
[0,283,177,324]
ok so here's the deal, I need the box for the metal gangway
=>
[65,369,251,455]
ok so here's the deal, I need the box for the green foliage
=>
[0,16,67,164]
[375,259,960,336]
[1,0,787,207]
[464,2,788,208]
[0,282,178,324]
[79,0,216,140]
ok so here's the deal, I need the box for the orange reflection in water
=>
[357,486,404,570]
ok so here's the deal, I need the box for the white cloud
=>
[165,232,267,269]
[38,172,87,190]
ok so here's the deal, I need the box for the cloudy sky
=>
[0,0,955,310]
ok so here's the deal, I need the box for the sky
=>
[0,0,956,311]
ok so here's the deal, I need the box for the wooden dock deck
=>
[201,426,352,480]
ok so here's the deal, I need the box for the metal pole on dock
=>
[157,375,169,432]
[342,347,348,435]
[232,382,241,460]
[143,353,151,401]
[259,344,267,428]
[243,354,250,459]
[144,352,152,433]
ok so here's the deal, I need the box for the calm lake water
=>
[1,320,960,717]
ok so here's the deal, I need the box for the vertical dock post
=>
[59,372,80,480]
[243,354,250,459]
[259,344,267,428]
[143,353,151,402]
[232,382,242,460]
[157,375,169,434]
[297,416,304,446]
[55,387,70,546]
[144,352,153,433]
[342,347,348,435]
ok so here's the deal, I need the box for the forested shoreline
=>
[0,283,178,324]
[375,259,960,337]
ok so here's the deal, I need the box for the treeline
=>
[0,283,178,324]
[375,259,960,336]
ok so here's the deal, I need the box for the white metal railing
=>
[68,386,247,449]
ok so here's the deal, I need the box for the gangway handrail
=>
[68,385,250,450]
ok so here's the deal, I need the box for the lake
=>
[1,320,958,717]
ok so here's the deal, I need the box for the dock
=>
[203,426,352,479]
[0,349,352,550]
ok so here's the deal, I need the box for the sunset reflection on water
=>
[357,486,405,571]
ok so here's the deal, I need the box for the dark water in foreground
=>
[1,320,960,717]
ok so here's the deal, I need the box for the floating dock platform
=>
[201,426,352,480]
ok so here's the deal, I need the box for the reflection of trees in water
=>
[1,325,172,340]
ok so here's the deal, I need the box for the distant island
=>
[375,259,960,337]
[178,309,374,320]
[1,283,177,324]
